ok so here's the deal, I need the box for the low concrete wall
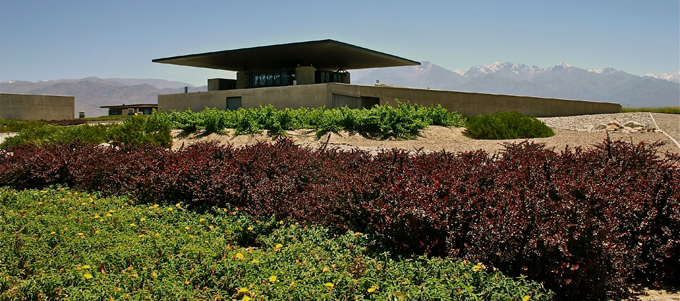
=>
[158,83,621,117]
[0,93,75,120]
[328,84,621,117]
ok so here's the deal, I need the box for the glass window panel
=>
[266,73,273,86]
[282,73,288,85]
[274,73,281,86]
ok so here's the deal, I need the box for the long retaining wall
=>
[158,83,621,117]
[0,93,75,120]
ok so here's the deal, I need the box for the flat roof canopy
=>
[152,39,420,72]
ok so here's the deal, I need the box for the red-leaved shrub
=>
[1,137,678,300]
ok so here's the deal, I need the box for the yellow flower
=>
[234,253,245,260]
[354,232,363,236]
[83,273,93,279]
[324,283,334,288]
[167,208,172,211]
[151,272,158,278]
[50,232,56,235]
[199,218,205,222]
[523,296,531,301]
[322,267,330,272]
[175,203,182,209]
[279,220,284,225]
[138,234,145,238]
[106,214,112,217]
[289,281,295,287]
[251,259,259,264]
[153,204,159,208]
[247,226,253,231]
[275,243,283,249]
[238,287,249,293]
[94,214,100,218]
[81,265,91,269]
[76,233,84,236]
[268,275,277,282]
[242,296,251,301]
[130,223,136,227]
[140,218,146,222]
[368,285,378,293]
[185,226,190,230]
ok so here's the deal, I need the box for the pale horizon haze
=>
[1,0,678,87]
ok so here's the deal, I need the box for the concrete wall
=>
[158,83,621,117]
[0,93,74,120]
[158,84,330,112]
[327,84,621,117]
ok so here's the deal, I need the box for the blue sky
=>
[1,0,678,86]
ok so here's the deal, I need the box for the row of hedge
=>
[163,102,465,139]
[1,137,678,299]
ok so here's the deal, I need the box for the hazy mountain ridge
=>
[352,62,679,108]
[2,62,677,118]
[1,77,206,117]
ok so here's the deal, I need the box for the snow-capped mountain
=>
[352,62,679,108]
[644,72,680,84]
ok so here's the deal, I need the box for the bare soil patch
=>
[172,126,680,156]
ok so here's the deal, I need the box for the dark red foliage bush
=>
[41,119,88,126]
[1,137,678,300]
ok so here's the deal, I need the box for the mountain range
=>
[352,62,679,108]
[0,77,206,117]
[1,62,678,117]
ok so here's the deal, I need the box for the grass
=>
[622,106,680,114]
[83,115,128,122]
[0,186,553,300]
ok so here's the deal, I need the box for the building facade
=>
[154,40,621,116]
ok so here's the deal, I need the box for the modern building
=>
[154,40,620,116]
[0,93,75,120]
[100,104,158,116]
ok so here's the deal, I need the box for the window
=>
[316,71,344,83]
[251,71,294,88]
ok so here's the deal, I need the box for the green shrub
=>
[0,119,47,133]
[0,187,554,300]
[463,111,555,140]
[164,103,465,140]
[108,113,172,147]
[0,123,111,149]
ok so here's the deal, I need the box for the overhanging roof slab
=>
[152,39,420,72]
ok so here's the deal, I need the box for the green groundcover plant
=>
[463,111,554,140]
[622,106,680,114]
[0,187,553,300]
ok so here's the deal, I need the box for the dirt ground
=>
[171,126,680,156]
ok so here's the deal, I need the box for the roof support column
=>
[237,70,252,89]
[295,66,317,85]
[342,72,350,84]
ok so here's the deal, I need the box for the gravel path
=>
[538,112,657,132]
[651,113,680,146]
